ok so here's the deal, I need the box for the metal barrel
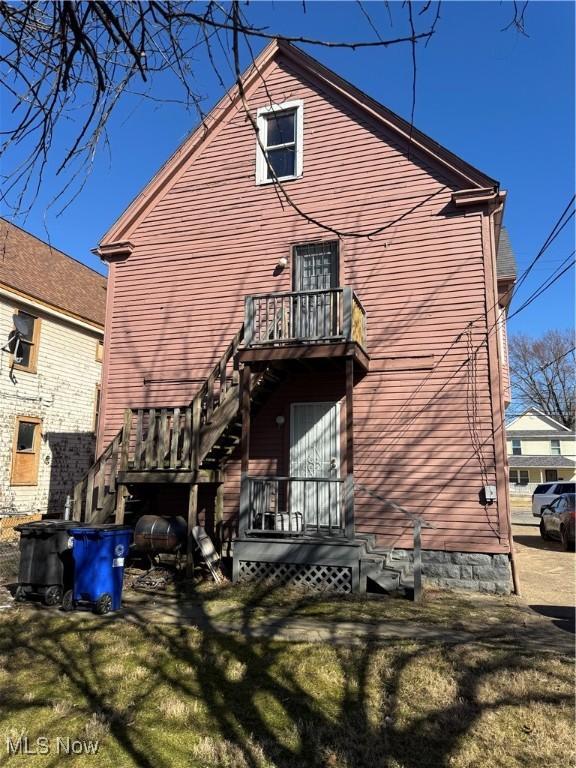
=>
[133,515,187,554]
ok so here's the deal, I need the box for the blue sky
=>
[2,1,574,339]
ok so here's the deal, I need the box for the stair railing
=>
[353,481,436,602]
[72,427,122,521]
[196,325,244,424]
[71,323,264,521]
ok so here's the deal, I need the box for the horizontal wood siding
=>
[100,54,506,553]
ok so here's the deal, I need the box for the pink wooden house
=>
[74,40,516,594]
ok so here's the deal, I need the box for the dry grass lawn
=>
[182,580,534,630]
[0,589,573,768]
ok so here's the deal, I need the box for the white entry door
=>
[290,402,340,529]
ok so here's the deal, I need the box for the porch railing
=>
[244,287,367,349]
[245,476,345,537]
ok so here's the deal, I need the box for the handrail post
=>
[239,364,252,536]
[413,518,423,602]
[244,296,254,347]
[120,409,132,471]
[191,396,201,470]
[342,286,353,340]
[115,409,132,525]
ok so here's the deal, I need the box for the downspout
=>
[488,203,521,597]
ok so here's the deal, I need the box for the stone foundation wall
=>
[390,550,512,594]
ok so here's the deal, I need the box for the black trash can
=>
[14,521,83,606]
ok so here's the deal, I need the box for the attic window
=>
[256,100,303,185]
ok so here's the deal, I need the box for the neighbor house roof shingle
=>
[496,227,516,280]
[508,456,576,468]
[0,218,106,327]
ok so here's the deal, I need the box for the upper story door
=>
[293,242,339,339]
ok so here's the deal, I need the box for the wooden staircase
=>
[73,325,284,524]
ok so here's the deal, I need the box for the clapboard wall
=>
[98,48,510,554]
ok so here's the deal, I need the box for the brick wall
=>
[0,294,103,516]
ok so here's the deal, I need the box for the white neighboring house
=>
[506,408,576,497]
[0,219,106,525]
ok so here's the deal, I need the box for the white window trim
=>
[550,439,561,456]
[255,99,304,185]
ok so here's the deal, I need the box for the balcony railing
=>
[245,476,345,537]
[244,287,366,349]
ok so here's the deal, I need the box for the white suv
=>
[532,482,576,517]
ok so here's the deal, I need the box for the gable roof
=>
[99,38,500,249]
[508,456,575,468]
[0,218,106,328]
[506,408,572,433]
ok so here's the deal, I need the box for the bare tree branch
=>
[1,0,443,219]
[509,330,576,429]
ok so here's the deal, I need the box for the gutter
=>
[452,188,506,208]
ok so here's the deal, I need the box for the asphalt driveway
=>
[512,511,575,634]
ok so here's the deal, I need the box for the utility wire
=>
[508,252,575,320]
[360,196,576,457]
[362,231,576,462]
[532,345,576,374]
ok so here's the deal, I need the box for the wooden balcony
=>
[239,287,369,371]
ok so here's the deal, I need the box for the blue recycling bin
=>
[66,525,132,614]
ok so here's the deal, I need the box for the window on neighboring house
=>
[94,385,101,433]
[96,339,104,362]
[545,469,558,482]
[511,438,522,456]
[11,310,40,373]
[550,439,561,456]
[256,100,303,184]
[509,469,529,485]
[11,416,42,486]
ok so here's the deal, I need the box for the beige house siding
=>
[506,437,576,458]
[508,412,570,432]
[0,292,103,516]
[506,410,576,493]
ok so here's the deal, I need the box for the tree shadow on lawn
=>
[0,585,573,768]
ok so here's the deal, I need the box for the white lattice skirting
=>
[238,560,353,594]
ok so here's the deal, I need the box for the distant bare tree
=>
[509,330,576,429]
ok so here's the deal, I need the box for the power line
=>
[508,252,575,320]
[358,196,576,459]
[511,196,575,298]
[535,345,576,374]
[361,224,576,462]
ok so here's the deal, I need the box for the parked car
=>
[539,494,576,550]
[532,482,576,517]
